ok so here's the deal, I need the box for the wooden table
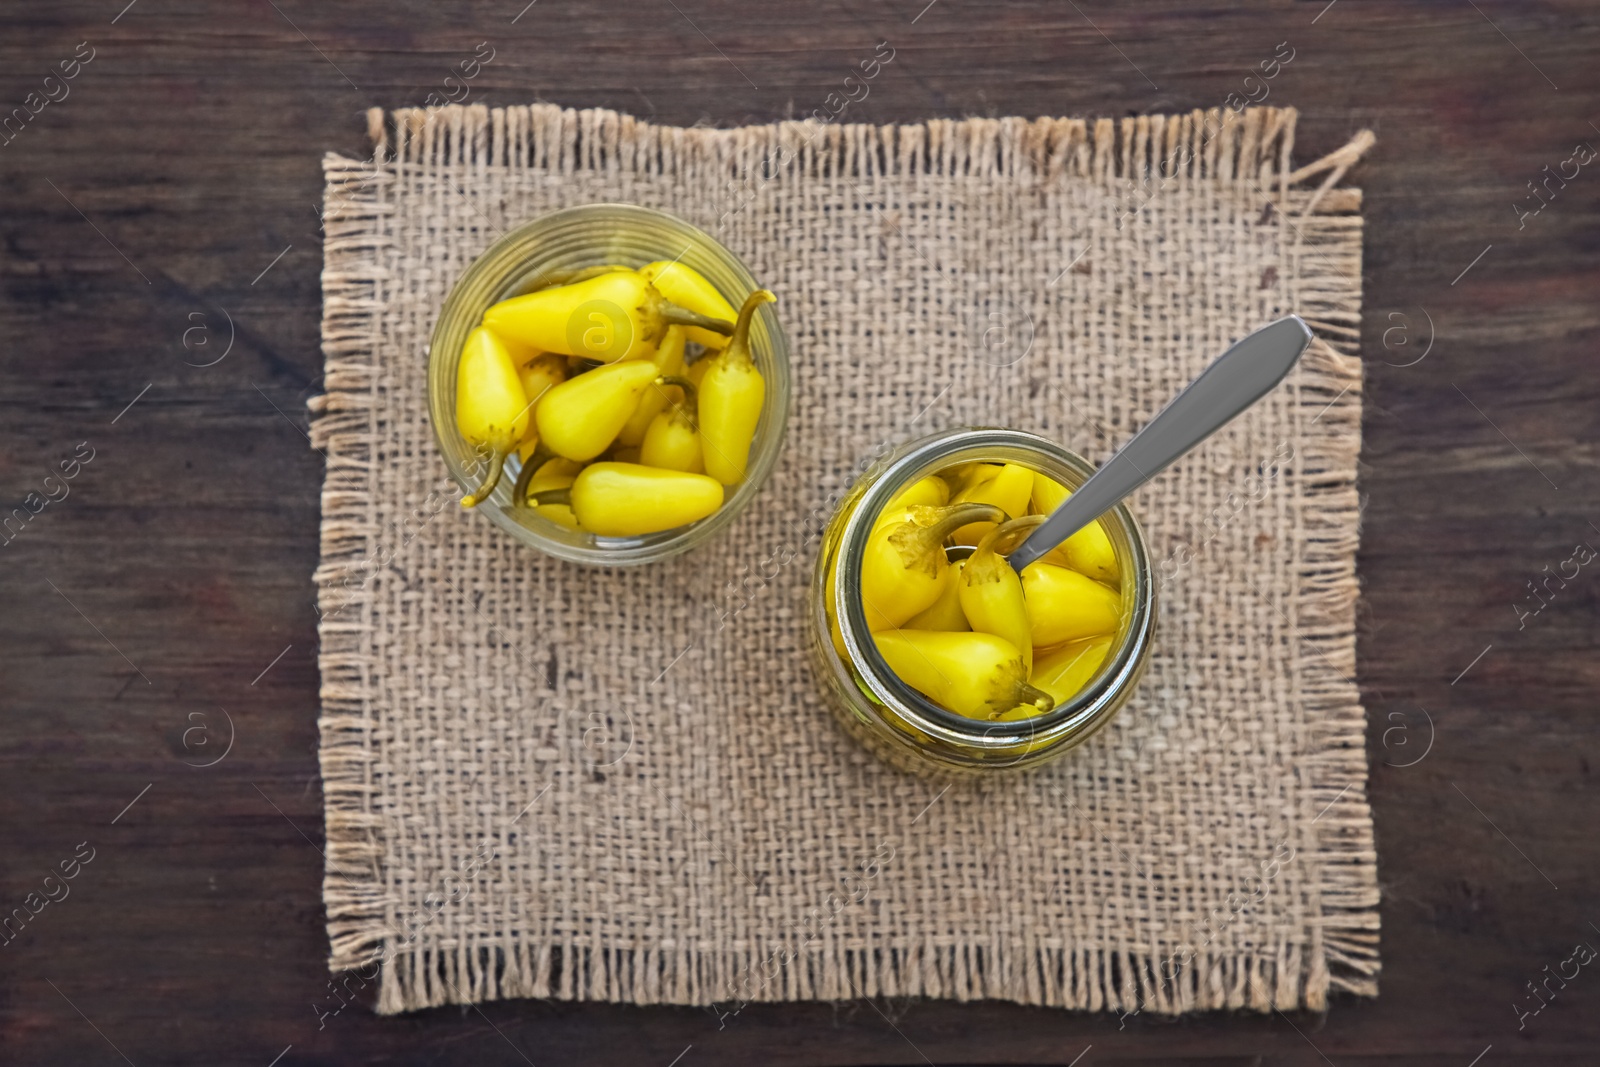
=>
[3,2,1596,1063]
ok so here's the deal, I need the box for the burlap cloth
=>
[311,103,1378,1016]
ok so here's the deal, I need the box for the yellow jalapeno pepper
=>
[534,359,661,461]
[825,502,991,657]
[456,326,532,508]
[618,327,688,447]
[698,290,775,486]
[950,462,1034,545]
[858,502,1004,632]
[686,355,713,388]
[1020,561,1122,648]
[943,462,1000,497]
[850,477,955,553]
[509,439,553,502]
[872,629,1054,720]
[517,351,567,405]
[1028,635,1114,708]
[639,375,704,474]
[1031,473,1120,582]
[522,457,584,528]
[531,461,724,536]
[903,558,969,631]
[638,260,738,349]
[514,352,567,462]
[884,475,951,515]
[483,270,734,364]
[957,519,1035,671]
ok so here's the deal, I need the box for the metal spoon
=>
[1004,315,1315,573]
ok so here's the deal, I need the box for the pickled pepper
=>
[483,270,734,364]
[1031,473,1120,582]
[618,327,687,447]
[456,326,532,508]
[698,289,775,486]
[535,359,661,461]
[903,559,969,631]
[859,502,1004,632]
[531,461,724,536]
[523,457,584,528]
[638,260,738,349]
[1030,636,1114,706]
[950,462,1034,544]
[884,475,951,515]
[873,630,1053,720]
[514,352,568,462]
[639,376,704,474]
[1020,561,1122,647]
[958,520,1036,671]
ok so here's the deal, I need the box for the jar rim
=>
[830,427,1156,759]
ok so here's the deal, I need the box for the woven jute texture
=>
[311,102,1378,1017]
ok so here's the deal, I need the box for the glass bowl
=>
[427,203,790,565]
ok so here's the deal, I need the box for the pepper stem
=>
[979,514,1045,558]
[890,503,1007,576]
[656,374,699,426]
[661,302,735,336]
[924,503,1006,546]
[998,682,1057,718]
[528,487,573,508]
[724,289,777,360]
[461,448,508,508]
[510,443,555,506]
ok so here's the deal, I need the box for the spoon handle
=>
[1007,316,1315,573]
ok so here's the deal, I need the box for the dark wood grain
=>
[3,1,1598,1064]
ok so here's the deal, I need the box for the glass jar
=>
[809,428,1157,775]
[427,204,790,565]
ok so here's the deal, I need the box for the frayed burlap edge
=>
[310,154,393,976]
[311,102,1377,1015]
